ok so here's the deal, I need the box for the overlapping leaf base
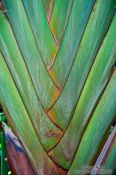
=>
[0,0,116,174]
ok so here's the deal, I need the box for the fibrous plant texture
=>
[0,0,116,174]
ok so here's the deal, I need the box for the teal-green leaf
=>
[48,14,116,169]
[48,0,116,130]
[0,22,62,150]
[22,0,58,67]
[43,0,54,21]
[0,13,63,151]
[50,0,74,43]
[68,69,116,175]
[49,0,95,87]
[0,52,66,175]
[3,0,59,110]
[91,125,116,175]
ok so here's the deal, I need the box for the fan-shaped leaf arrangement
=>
[0,0,116,174]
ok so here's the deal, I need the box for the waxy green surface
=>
[0,13,62,151]
[43,0,55,21]
[50,0,74,44]
[68,70,116,175]
[22,0,58,67]
[49,13,116,169]
[3,0,59,110]
[48,0,116,129]
[0,53,66,175]
[91,125,116,175]
[0,0,116,174]
[49,0,95,87]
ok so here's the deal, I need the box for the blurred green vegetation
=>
[0,110,12,175]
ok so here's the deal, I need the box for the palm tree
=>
[0,0,116,174]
